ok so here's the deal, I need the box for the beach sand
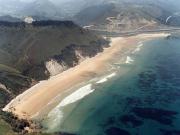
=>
[3,33,169,119]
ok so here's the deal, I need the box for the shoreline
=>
[2,33,170,121]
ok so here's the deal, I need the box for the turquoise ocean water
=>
[43,37,180,135]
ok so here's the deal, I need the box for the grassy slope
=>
[0,119,53,135]
[0,24,100,64]
[0,21,106,134]
[0,118,15,135]
[0,22,104,80]
[0,65,32,135]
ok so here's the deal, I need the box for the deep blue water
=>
[45,37,180,135]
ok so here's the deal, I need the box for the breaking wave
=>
[132,42,144,53]
[125,56,134,64]
[96,72,116,84]
[58,84,95,107]
[47,84,95,130]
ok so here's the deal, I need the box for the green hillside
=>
[0,20,108,134]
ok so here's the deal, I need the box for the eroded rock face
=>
[45,40,109,77]
[0,20,109,80]
[75,50,87,63]
[46,59,67,76]
[0,83,11,94]
[0,83,7,90]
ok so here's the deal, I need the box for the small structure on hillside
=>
[24,16,35,24]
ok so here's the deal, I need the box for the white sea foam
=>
[47,84,95,130]
[58,84,95,107]
[96,72,116,84]
[47,110,64,130]
[133,47,141,53]
[132,42,144,53]
[48,84,94,117]
[96,78,108,84]
[125,56,134,64]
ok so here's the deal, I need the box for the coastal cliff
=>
[0,20,109,134]
[0,20,108,80]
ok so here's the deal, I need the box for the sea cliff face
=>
[46,59,67,76]
[0,20,109,79]
[50,41,109,75]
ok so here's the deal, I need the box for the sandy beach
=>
[3,33,169,119]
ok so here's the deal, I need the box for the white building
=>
[24,16,35,24]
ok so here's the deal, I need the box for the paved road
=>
[88,27,180,37]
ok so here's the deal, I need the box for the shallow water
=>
[43,37,180,135]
